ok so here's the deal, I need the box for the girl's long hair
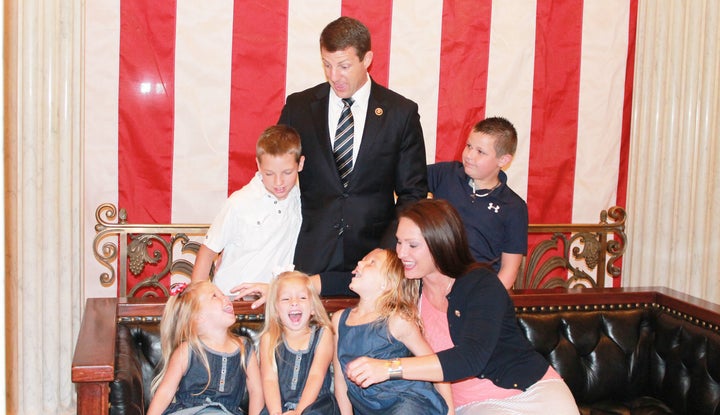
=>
[374,249,423,331]
[150,281,245,395]
[260,271,333,371]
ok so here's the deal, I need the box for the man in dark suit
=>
[233,17,427,305]
[279,16,428,296]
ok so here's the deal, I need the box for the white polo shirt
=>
[203,173,301,294]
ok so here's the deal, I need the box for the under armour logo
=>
[488,203,500,213]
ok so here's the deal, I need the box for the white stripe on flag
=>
[81,1,634,296]
[84,0,120,298]
[573,0,630,222]
[388,0,444,164]
[486,0,538,202]
[172,0,234,223]
[286,0,340,97]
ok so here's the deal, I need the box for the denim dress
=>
[259,326,339,415]
[164,339,252,415]
[336,309,448,415]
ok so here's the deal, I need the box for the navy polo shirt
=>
[428,161,528,271]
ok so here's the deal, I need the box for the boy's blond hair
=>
[256,124,302,162]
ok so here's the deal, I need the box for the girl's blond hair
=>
[150,281,245,395]
[260,271,333,371]
[374,249,423,330]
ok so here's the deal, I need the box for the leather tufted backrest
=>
[516,308,654,403]
[649,312,720,414]
[516,306,720,414]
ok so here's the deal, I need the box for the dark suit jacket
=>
[278,80,427,292]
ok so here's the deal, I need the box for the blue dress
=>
[260,326,339,415]
[164,338,252,415]
[337,309,448,415]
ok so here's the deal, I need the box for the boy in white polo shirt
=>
[191,124,304,295]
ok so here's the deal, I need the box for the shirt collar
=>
[329,73,371,110]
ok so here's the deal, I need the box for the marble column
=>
[626,0,720,302]
[5,0,83,413]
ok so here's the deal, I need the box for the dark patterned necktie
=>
[333,98,355,188]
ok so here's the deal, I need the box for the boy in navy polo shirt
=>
[428,117,528,289]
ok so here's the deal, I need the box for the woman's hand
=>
[345,357,389,388]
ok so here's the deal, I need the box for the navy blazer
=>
[278,80,428,287]
[437,267,549,390]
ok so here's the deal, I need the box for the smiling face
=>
[462,131,510,183]
[275,277,313,333]
[350,248,390,297]
[395,217,439,280]
[321,46,372,99]
[256,153,304,200]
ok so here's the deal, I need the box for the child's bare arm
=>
[259,333,283,415]
[497,252,523,289]
[331,311,353,415]
[191,244,218,283]
[434,381,455,415]
[147,343,189,415]
[389,315,455,414]
[295,326,334,413]
[245,343,265,415]
[388,313,434,357]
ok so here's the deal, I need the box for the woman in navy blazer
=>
[345,199,579,415]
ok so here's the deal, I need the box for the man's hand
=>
[230,282,269,309]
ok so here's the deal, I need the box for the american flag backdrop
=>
[83,0,637,297]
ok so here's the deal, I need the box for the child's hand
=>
[230,282,268,309]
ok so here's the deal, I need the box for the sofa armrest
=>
[72,298,119,415]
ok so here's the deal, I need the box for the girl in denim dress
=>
[332,249,453,415]
[147,281,263,415]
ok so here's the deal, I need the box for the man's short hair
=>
[320,16,371,60]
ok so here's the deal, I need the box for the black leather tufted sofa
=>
[73,288,720,415]
[516,301,720,414]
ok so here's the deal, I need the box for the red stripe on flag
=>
[526,0,583,224]
[616,0,637,215]
[118,0,177,223]
[342,0,393,86]
[435,0,494,162]
[227,1,289,194]
[613,0,638,288]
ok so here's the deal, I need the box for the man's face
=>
[321,46,373,99]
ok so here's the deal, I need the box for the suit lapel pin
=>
[375,107,383,116]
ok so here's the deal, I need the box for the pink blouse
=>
[420,293,524,406]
